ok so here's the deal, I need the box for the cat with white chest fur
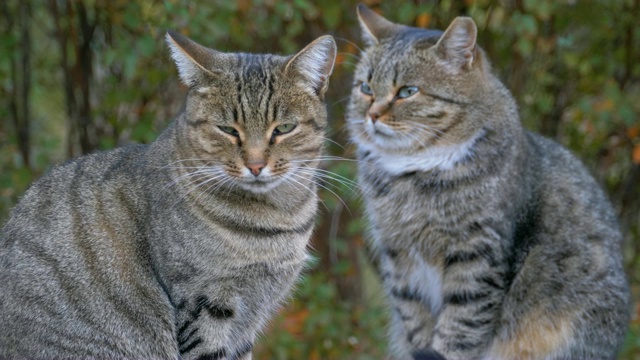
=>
[348,5,629,360]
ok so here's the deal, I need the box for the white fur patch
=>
[297,46,328,90]
[362,129,484,175]
[166,33,201,86]
[288,36,336,95]
[196,87,212,94]
[408,250,442,314]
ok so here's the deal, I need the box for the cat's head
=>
[166,31,336,194]
[348,5,500,160]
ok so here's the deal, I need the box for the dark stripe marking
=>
[407,322,426,344]
[215,215,315,237]
[412,350,447,360]
[178,328,198,346]
[476,301,498,314]
[180,338,203,355]
[207,304,234,319]
[176,300,188,310]
[444,243,495,268]
[458,317,492,329]
[195,349,226,360]
[391,287,422,302]
[444,250,480,267]
[425,92,469,105]
[444,290,489,306]
[385,248,399,258]
[477,275,503,290]
[177,320,191,336]
[451,340,482,351]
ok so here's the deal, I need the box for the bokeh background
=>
[1,0,639,358]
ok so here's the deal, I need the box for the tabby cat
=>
[347,5,629,360]
[0,31,336,359]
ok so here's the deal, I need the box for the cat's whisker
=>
[289,156,363,164]
[282,173,329,211]
[289,171,352,214]
[402,123,455,147]
[162,170,205,189]
[336,60,359,68]
[170,171,228,210]
[334,37,365,54]
[296,170,359,197]
[322,137,346,150]
[280,174,329,212]
[191,171,234,205]
[337,50,364,62]
[298,165,361,191]
[330,96,353,107]
[405,121,452,140]
[159,168,216,195]
[400,130,434,151]
[155,158,219,170]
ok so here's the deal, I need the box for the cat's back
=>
[0,144,176,358]
[1,144,148,250]
[525,131,622,245]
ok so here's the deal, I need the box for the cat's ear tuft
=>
[357,4,400,46]
[435,17,478,72]
[285,35,337,98]
[166,30,219,86]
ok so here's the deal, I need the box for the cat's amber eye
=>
[360,82,374,96]
[397,86,419,99]
[273,123,296,136]
[218,126,239,137]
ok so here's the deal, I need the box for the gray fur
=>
[348,5,629,360]
[0,32,336,359]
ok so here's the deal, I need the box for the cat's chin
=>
[235,178,285,194]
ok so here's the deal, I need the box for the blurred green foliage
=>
[1,0,639,358]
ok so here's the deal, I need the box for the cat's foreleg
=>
[430,238,507,360]
[380,248,440,360]
[174,294,254,360]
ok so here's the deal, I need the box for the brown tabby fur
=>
[0,31,336,359]
[348,5,629,360]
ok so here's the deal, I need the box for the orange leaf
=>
[633,144,640,165]
[594,98,614,112]
[627,126,639,139]
[282,308,310,334]
[416,13,431,28]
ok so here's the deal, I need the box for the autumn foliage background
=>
[1,0,639,358]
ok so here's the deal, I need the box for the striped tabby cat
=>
[348,5,629,360]
[0,31,336,359]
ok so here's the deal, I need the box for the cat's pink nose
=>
[246,162,266,176]
[368,111,380,123]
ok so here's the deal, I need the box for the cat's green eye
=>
[218,126,239,137]
[397,86,419,99]
[273,123,296,136]
[360,82,374,96]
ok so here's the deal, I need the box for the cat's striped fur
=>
[348,5,629,360]
[0,31,336,359]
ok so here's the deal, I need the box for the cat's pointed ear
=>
[285,35,337,98]
[357,4,399,46]
[166,30,220,86]
[434,17,478,72]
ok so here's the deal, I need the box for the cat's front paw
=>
[413,349,447,360]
